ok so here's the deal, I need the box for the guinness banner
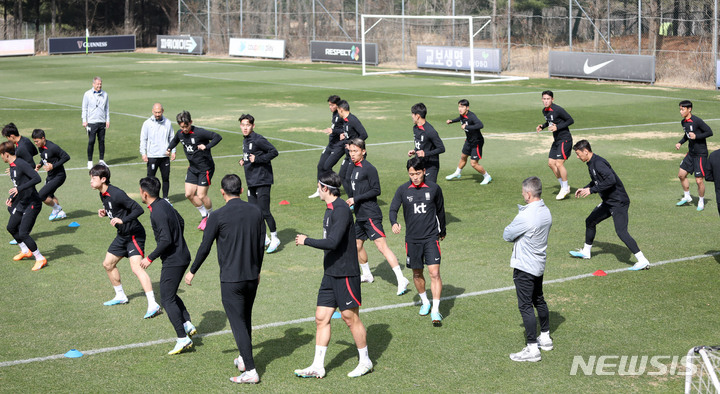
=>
[49,35,136,55]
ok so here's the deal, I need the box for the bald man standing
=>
[140,103,176,201]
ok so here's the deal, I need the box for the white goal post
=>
[360,14,527,84]
[685,346,720,394]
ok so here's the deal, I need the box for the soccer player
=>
[408,103,445,184]
[675,100,713,211]
[336,100,368,195]
[166,110,222,230]
[503,176,553,362]
[90,164,161,317]
[536,90,574,200]
[2,122,38,167]
[185,174,265,384]
[445,99,492,184]
[81,76,110,169]
[309,95,345,198]
[238,114,281,253]
[389,157,447,326]
[346,138,409,295]
[138,177,197,355]
[32,129,70,221]
[706,150,720,217]
[1,141,47,271]
[294,172,373,379]
[140,103,175,201]
[569,140,650,271]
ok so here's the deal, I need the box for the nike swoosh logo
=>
[583,59,613,74]
[346,301,353,305]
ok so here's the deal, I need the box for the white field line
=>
[0,251,717,368]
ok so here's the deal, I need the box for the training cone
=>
[592,270,607,276]
[68,222,80,228]
[64,349,83,358]
[279,200,290,205]
[332,311,341,319]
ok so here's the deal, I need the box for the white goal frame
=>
[361,14,527,84]
[685,346,720,394]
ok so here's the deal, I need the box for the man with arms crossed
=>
[140,103,175,201]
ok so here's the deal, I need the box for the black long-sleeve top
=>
[348,159,382,221]
[679,115,713,156]
[146,198,191,267]
[412,121,445,166]
[38,140,70,178]
[449,110,484,142]
[99,184,145,236]
[167,126,222,172]
[389,180,446,242]
[304,197,360,277]
[16,136,38,167]
[8,158,41,207]
[342,113,368,147]
[583,153,630,207]
[327,110,345,148]
[242,131,278,188]
[540,103,574,141]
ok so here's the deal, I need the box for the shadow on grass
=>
[445,211,461,225]
[245,327,314,375]
[591,241,633,265]
[325,323,391,376]
[32,225,80,241]
[105,156,138,166]
[167,193,187,204]
[515,310,566,335]
[705,250,720,264]
[48,244,84,259]
[196,310,228,345]
[271,228,298,255]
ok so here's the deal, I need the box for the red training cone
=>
[279,200,290,205]
[592,270,607,276]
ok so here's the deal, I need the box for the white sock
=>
[357,346,371,365]
[684,191,691,200]
[528,342,539,350]
[53,203,62,212]
[360,263,371,276]
[561,180,568,189]
[392,265,404,283]
[244,369,258,377]
[539,331,551,340]
[312,345,327,369]
[32,249,44,260]
[114,284,126,299]
[634,251,648,263]
[557,177,563,185]
[19,242,29,253]
[197,205,207,217]
[483,172,490,178]
[455,167,462,174]
[271,231,279,241]
[146,291,158,308]
[432,299,440,313]
[418,292,430,305]
[699,197,705,205]
[582,243,592,256]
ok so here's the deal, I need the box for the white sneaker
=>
[294,365,326,378]
[697,201,705,211]
[54,210,67,220]
[676,196,692,206]
[264,236,271,247]
[556,187,570,200]
[98,160,108,167]
[267,238,280,253]
[397,276,410,296]
[234,355,245,372]
[510,345,541,362]
[183,321,197,337]
[167,337,193,355]
[628,259,650,271]
[445,172,461,180]
[538,335,554,351]
[569,250,591,259]
[87,161,93,169]
[308,190,320,198]
[230,371,259,384]
[347,361,373,377]
[360,273,374,283]
[480,174,492,185]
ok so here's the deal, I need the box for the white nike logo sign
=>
[583,59,613,74]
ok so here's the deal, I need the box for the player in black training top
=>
[570,140,651,271]
[31,129,70,221]
[0,141,47,271]
[2,122,38,167]
[536,90,574,200]
[705,150,720,217]
[185,174,265,384]
[389,157,446,326]
[139,177,197,356]
[166,110,222,231]
[346,138,410,295]
[409,103,445,184]
[238,114,281,253]
[89,164,161,317]
[309,95,345,198]
[445,99,492,184]
[294,172,373,379]
[675,100,713,211]
[336,100,368,195]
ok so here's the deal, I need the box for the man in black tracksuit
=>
[675,100,713,211]
[336,100,368,195]
[139,177,196,356]
[185,174,264,384]
[238,114,281,253]
[311,95,346,196]
[294,172,372,379]
[409,103,445,184]
[32,129,70,221]
[166,110,223,230]
[536,90,574,200]
[570,140,650,271]
[1,141,46,271]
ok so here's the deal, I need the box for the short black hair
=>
[238,113,255,124]
[337,100,350,112]
[458,99,469,107]
[407,156,425,171]
[679,100,693,109]
[573,139,592,152]
[139,177,161,198]
[221,174,243,196]
[411,103,427,119]
[176,110,192,125]
[328,95,341,105]
[0,141,16,155]
[89,164,111,183]
[541,90,554,98]
[1,123,19,138]
[348,138,365,150]
[31,129,46,139]
[318,172,342,197]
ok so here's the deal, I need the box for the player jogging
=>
[409,103,445,184]
[294,172,373,379]
[309,95,345,198]
[336,100,368,195]
[90,164,161,317]
[536,90,574,200]
[445,99,492,184]
[166,110,222,230]
[675,100,713,211]
[32,129,70,221]
[389,157,447,326]
[346,138,410,295]
[2,122,38,167]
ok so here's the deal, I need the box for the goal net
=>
[360,14,526,84]
[685,346,720,394]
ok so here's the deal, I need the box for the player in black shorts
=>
[336,100,368,195]
[409,103,445,183]
[389,157,447,326]
[31,129,70,221]
[1,141,47,271]
[294,172,373,379]
[90,165,160,318]
[309,95,345,198]
[536,90,574,200]
[166,110,222,231]
[346,138,410,295]
[675,100,713,211]
[445,99,492,184]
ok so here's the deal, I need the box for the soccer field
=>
[1,53,719,392]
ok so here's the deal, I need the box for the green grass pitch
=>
[0,53,719,392]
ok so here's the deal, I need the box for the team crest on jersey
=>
[425,192,431,200]
[249,143,253,151]
[407,195,413,202]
